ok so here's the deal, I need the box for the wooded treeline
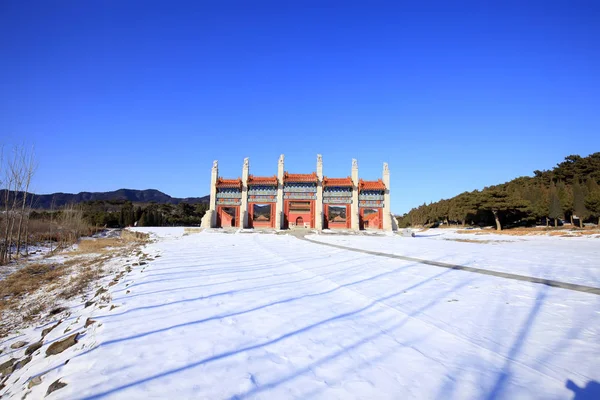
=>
[30,200,209,228]
[1,142,208,265]
[398,153,600,230]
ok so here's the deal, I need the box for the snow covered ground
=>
[310,228,600,288]
[1,228,599,399]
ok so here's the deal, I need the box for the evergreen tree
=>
[449,192,475,226]
[401,152,600,229]
[475,188,529,231]
[585,179,600,225]
[573,180,589,228]
[549,184,562,227]
[135,206,143,224]
[556,182,573,223]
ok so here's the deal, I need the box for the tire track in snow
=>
[256,234,568,390]
[301,235,600,295]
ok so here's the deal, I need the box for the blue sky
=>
[1,1,599,214]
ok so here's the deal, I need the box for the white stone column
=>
[202,160,218,228]
[351,159,360,231]
[315,154,323,230]
[241,158,249,228]
[275,154,285,229]
[383,162,392,231]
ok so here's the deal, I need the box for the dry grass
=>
[457,227,600,237]
[58,256,111,299]
[0,263,66,300]
[75,238,126,253]
[445,238,493,244]
[72,231,149,254]
[184,228,203,235]
[121,230,150,241]
[444,238,516,244]
[0,230,149,338]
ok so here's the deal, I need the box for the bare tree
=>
[23,191,37,256]
[0,146,16,264]
[15,146,36,258]
[0,144,37,264]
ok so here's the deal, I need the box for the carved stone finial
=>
[279,154,285,164]
[243,157,249,168]
[352,158,358,168]
[212,160,218,169]
[317,154,322,164]
[383,162,389,172]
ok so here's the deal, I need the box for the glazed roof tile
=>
[248,175,278,186]
[284,172,318,183]
[216,178,242,189]
[359,179,386,191]
[323,176,353,187]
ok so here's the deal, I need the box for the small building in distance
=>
[201,155,396,232]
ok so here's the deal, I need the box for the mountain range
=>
[0,189,209,209]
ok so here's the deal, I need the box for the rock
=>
[49,307,67,316]
[42,321,62,338]
[25,341,43,356]
[108,281,117,287]
[84,318,96,328]
[95,288,107,297]
[110,305,118,311]
[139,261,147,266]
[84,300,95,308]
[126,290,131,294]
[45,333,78,357]
[0,359,16,376]
[28,376,42,388]
[46,379,67,396]
[10,341,28,349]
[14,356,32,370]
[400,229,415,237]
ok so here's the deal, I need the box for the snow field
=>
[309,228,600,287]
[1,228,599,399]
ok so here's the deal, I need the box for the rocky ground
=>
[0,230,150,398]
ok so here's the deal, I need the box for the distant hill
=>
[0,188,209,209]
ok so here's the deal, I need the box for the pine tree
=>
[556,181,573,223]
[584,179,600,225]
[135,206,143,224]
[128,207,135,227]
[573,180,589,228]
[476,188,529,231]
[549,184,562,227]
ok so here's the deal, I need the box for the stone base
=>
[201,210,214,228]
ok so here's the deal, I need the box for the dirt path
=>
[295,232,600,296]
